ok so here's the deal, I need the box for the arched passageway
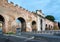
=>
[0,15,5,33]
[32,21,37,32]
[16,17,26,32]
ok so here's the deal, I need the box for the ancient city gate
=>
[0,0,37,33]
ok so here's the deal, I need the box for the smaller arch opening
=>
[40,19,43,31]
[32,21,37,32]
[49,25,50,30]
[32,21,36,25]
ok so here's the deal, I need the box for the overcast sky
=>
[8,0,60,22]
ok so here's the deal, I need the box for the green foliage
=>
[6,32,14,34]
[45,15,55,22]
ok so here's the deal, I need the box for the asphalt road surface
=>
[0,34,47,42]
[0,34,60,42]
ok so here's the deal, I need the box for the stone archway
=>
[0,15,5,33]
[16,17,26,32]
[32,21,37,32]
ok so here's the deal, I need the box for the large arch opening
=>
[16,17,26,32]
[32,21,37,32]
[0,15,5,33]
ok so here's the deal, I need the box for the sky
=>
[8,0,60,22]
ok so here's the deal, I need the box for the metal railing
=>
[16,30,60,35]
[36,30,60,35]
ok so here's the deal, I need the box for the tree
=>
[45,15,55,22]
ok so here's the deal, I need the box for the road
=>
[0,34,48,42]
[0,33,60,42]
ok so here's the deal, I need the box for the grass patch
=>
[6,32,15,34]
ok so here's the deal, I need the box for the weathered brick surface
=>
[0,0,59,33]
[0,0,37,33]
